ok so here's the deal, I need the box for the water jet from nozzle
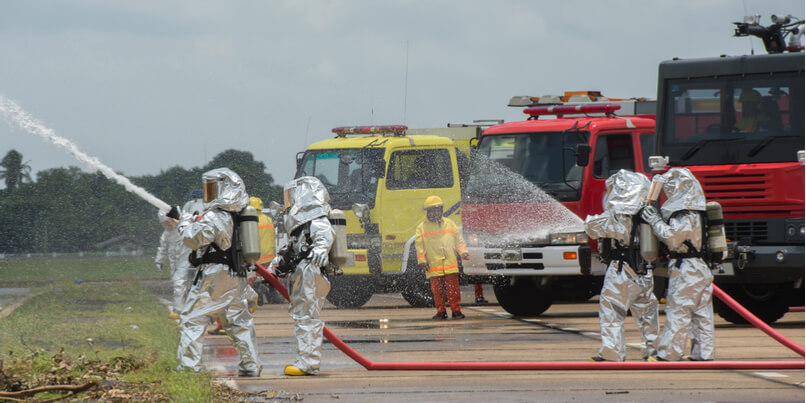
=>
[0,94,171,213]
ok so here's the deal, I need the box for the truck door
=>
[378,147,460,272]
[588,133,637,214]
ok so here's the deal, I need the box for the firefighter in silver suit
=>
[642,168,715,361]
[271,176,334,376]
[585,169,659,361]
[155,209,194,319]
[175,168,262,376]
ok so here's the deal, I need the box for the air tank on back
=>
[640,178,664,266]
[706,201,728,261]
[328,209,348,266]
[239,205,261,265]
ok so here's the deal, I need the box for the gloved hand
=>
[461,252,470,260]
[310,247,329,267]
[166,206,180,220]
[641,205,662,225]
[156,263,163,271]
[418,263,429,272]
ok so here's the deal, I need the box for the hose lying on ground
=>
[254,264,804,370]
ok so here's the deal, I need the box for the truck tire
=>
[401,251,435,308]
[713,283,793,324]
[493,277,552,316]
[326,275,374,308]
[553,277,603,302]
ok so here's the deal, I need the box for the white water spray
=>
[0,94,171,212]
[465,153,585,245]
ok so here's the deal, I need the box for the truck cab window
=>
[295,148,385,209]
[386,149,453,190]
[592,134,635,178]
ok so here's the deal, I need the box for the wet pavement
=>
[180,284,805,402]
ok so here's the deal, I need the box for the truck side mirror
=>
[575,144,591,167]
[295,152,305,171]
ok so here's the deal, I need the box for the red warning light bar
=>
[332,125,408,136]
[524,103,621,117]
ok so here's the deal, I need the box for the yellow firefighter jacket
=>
[414,217,468,279]
[249,198,276,266]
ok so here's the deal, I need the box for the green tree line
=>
[0,149,283,253]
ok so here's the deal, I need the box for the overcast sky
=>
[1,0,802,189]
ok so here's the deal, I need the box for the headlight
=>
[464,231,489,247]
[466,232,480,247]
[550,232,588,245]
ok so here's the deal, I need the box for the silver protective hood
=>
[202,168,249,213]
[659,168,706,220]
[604,169,651,215]
[284,176,330,234]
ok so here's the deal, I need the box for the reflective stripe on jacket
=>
[257,212,276,265]
[414,217,468,279]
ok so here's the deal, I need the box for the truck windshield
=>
[465,131,588,203]
[660,72,804,165]
[296,148,385,209]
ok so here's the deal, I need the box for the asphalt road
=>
[200,284,804,402]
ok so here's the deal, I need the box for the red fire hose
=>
[254,264,804,371]
[711,284,804,356]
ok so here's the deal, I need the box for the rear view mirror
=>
[575,144,591,167]
[296,152,305,171]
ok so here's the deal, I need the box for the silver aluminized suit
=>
[155,212,194,315]
[644,168,715,361]
[273,176,334,375]
[584,169,659,361]
[175,168,261,375]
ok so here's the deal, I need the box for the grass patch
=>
[0,257,246,402]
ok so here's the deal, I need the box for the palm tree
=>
[0,149,33,192]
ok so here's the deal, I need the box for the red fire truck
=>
[462,91,656,316]
[649,15,805,323]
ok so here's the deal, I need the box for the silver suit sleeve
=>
[178,210,233,251]
[650,211,702,252]
[309,216,335,252]
[584,212,633,245]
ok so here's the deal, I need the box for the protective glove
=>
[310,247,329,267]
[461,252,470,261]
[418,263,429,272]
[641,205,662,225]
[166,206,180,220]
[156,263,163,271]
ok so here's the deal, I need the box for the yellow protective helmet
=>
[249,196,263,210]
[423,195,443,210]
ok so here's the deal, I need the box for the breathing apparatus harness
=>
[662,210,712,269]
[188,211,255,283]
[600,215,645,275]
[275,222,313,277]
[275,217,344,278]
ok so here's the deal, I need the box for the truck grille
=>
[724,221,768,242]
[700,173,768,201]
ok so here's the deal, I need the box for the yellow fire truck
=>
[294,124,487,307]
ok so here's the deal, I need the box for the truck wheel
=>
[553,277,603,302]
[713,283,793,324]
[493,277,552,316]
[326,276,374,308]
[401,253,435,308]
